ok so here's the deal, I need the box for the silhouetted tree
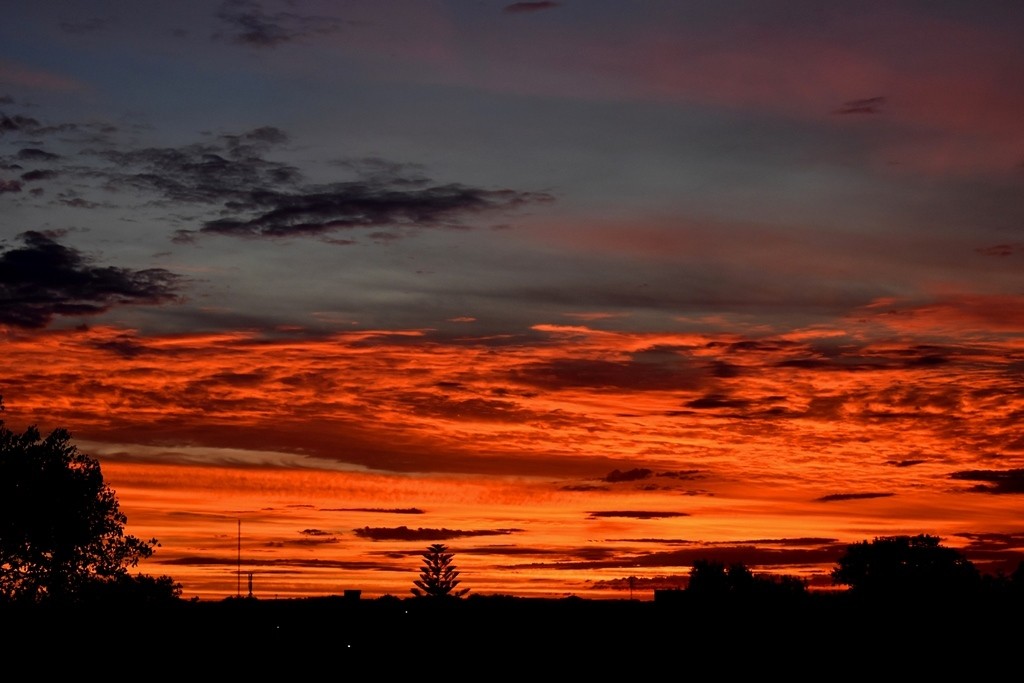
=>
[687,559,730,594]
[0,397,182,604]
[831,534,980,598]
[687,559,806,597]
[411,543,469,598]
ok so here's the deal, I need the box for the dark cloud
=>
[504,2,559,13]
[733,537,840,547]
[957,531,1024,551]
[774,349,946,372]
[637,544,846,570]
[330,157,428,185]
[903,354,948,367]
[214,0,349,47]
[565,470,708,495]
[686,393,753,410]
[398,394,540,423]
[161,555,382,570]
[3,116,549,244]
[814,492,895,502]
[510,356,702,391]
[950,468,1024,494]
[976,244,1022,257]
[195,182,552,239]
[322,507,425,514]
[668,393,792,420]
[59,197,104,209]
[0,231,184,329]
[775,358,838,369]
[100,131,301,205]
[950,532,1024,576]
[587,511,690,519]
[221,125,289,154]
[32,122,82,137]
[710,360,742,378]
[0,114,41,134]
[888,459,927,467]
[454,544,567,558]
[656,470,704,480]
[0,96,13,105]
[603,468,653,483]
[90,335,151,358]
[522,541,847,571]
[352,526,520,541]
[20,169,59,182]
[291,535,340,546]
[16,148,59,161]
[90,126,550,241]
[833,96,886,115]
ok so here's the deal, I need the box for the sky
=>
[2,0,1024,601]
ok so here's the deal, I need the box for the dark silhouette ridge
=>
[3,587,1021,676]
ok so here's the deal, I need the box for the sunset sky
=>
[2,0,1024,601]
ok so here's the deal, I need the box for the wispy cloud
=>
[814,492,895,502]
[353,526,521,541]
[213,0,350,47]
[603,468,653,483]
[192,181,553,240]
[833,96,886,115]
[587,511,690,519]
[322,507,425,515]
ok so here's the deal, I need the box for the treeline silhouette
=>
[5,535,1023,672]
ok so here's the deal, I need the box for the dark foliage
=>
[831,534,981,597]
[686,558,808,597]
[0,397,181,604]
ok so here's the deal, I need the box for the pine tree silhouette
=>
[411,543,469,598]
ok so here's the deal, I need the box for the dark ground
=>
[2,592,1018,676]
